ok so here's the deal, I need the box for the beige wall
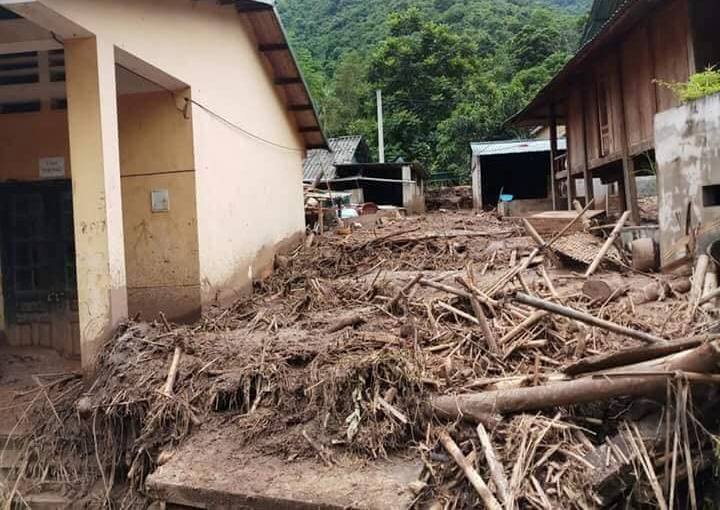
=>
[0,110,71,181]
[117,91,201,321]
[0,91,200,343]
[41,0,307,304]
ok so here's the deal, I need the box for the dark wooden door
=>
[0,181,80,357]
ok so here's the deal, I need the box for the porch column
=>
[65,37,128,371]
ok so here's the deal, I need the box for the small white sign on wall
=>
[151,189,170,213]
[39,157,66,179]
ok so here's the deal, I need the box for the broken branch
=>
[437,430,503,510]
[515,292,667,345]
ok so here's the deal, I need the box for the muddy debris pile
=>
[5,207,720,509]
[425,186,474,211]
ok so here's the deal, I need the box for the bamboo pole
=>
[162,346,183,397]
[438,431,503,510]
[515,292,667,345]
[690,254,711,304]
[476,424,511,507]
[585,211,631,278]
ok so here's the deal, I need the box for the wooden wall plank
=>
[621,24,655,152]
[583,73,600,165]
[652,0,691,112]
[567,86,586,175]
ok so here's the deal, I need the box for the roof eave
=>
[236,0,329,150]
[509,0,655,127]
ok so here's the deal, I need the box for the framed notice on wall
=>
[39,157,66,179]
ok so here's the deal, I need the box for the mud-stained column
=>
[65,37,128,371]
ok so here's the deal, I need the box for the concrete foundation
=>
[147,444,420,510]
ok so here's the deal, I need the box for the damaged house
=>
[512,0,720,224]
[304,135,426,212]
[0,0,325,370]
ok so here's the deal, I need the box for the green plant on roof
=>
[656,68,720,103]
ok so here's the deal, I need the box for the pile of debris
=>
[3,205,720,509]
[426,186,474,211]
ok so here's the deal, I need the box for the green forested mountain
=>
[276,0,591,176]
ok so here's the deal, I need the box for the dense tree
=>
[366,9,478,165]
[276,0,590,178]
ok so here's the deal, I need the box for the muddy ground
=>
[3,208,719,509]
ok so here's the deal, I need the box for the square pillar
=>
[65,37,128,371]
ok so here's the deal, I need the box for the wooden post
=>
[585,210,631,277]
[615,49,640,224]
[580,80,594,205]
[549,104,559,211]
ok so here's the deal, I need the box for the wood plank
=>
[527,210,606,236]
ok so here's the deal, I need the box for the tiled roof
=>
[303,135,366,182]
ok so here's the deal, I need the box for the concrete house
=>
[0,0,325,370]
[512,0,719,223]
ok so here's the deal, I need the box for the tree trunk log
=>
[432,340,720,421]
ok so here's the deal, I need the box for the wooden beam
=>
[615,48,640,224]
[549,103,559,211]
[259,43,289,52]
[306,144,327,150]
[646,21,659,117]
[288,104,313,111]
[580,78,594,205]
[274,77,303,85]
[299,126,321,133]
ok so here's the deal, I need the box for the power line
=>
[188,98,304,153]
[116,63,304,153]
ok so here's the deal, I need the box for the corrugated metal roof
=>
[470,139,567,157]
[303,135,366,182]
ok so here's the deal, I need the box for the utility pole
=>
[376,89,385,163]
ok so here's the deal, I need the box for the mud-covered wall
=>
[655,92,720,265]
[117,91,201,322]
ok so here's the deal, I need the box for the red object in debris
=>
[359,203,379,215]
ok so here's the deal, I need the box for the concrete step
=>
[0,448,70,509]
[19,491,70,510]
[0,434,25,451]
